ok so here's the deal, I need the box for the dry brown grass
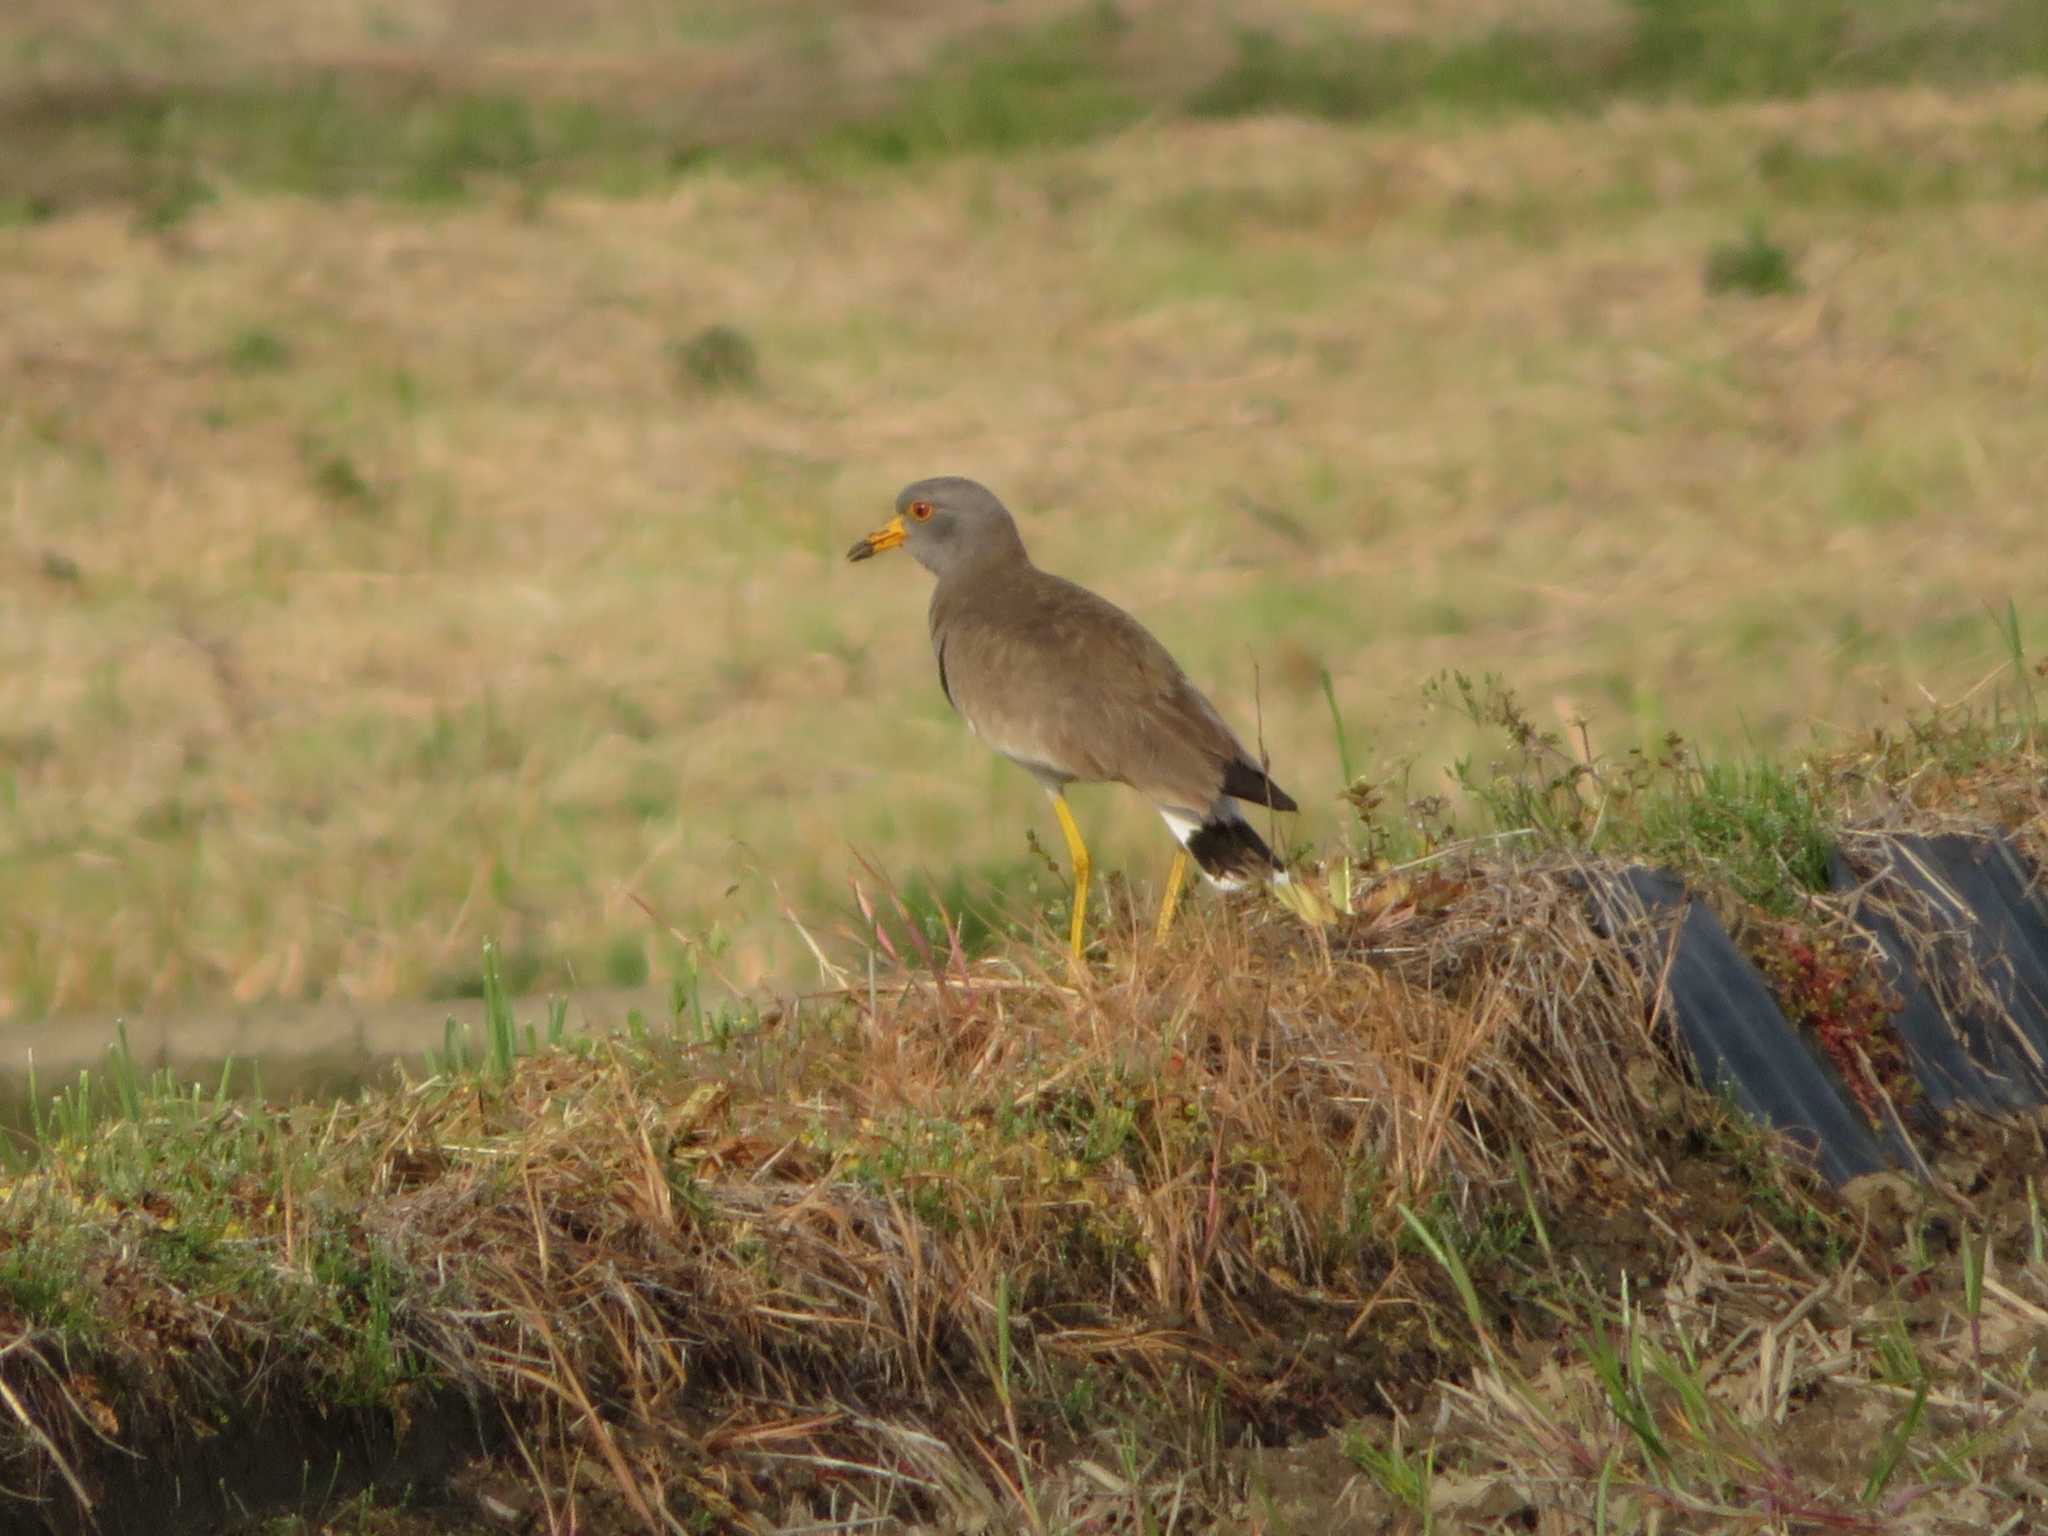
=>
[3,10,2047,1023]
[4,806,2046,1530]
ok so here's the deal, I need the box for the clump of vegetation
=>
[1383,671,1835,912]
[671,323,760,392]
[300,438,382,513]
[1705,218,1802,295]
[225,325,294,374]
[37,550,82,585]
[132,167,215,232]
[1754,921,1914,1124]
[0,194,55,227]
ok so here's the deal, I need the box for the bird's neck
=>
[933,531,1033,586]
[928,546,1038,631]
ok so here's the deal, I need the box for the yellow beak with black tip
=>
[846,515,907,563]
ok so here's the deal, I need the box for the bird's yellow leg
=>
[1051,792,1091,959]
[1154,849,1190,946]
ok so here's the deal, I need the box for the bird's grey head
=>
[846,476,1028,578]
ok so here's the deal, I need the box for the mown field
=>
[3,0,2045,1025]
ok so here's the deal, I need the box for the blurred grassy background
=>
[2,0,2045,1020]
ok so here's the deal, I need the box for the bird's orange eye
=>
[910,500,934,521]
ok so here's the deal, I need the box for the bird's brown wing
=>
[931,568,1271,813]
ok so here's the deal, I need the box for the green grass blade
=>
[481,939,516,1083]
[1862,1379,1927,1502]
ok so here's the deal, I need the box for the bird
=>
[847,476,1297,959]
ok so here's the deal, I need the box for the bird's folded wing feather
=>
[930,571,1256,810]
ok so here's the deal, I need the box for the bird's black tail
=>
[1220,758,1297,814]
[1186,812,1285,885]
